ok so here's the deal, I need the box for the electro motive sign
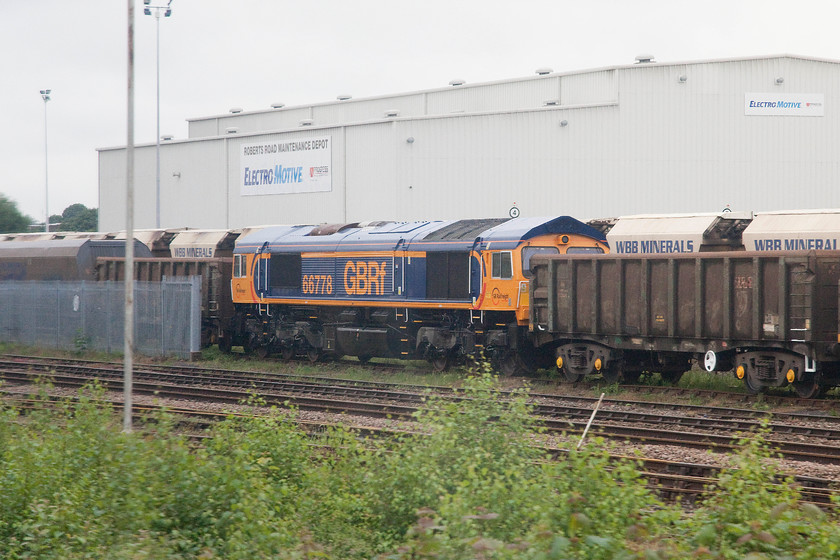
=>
[240,137,332,196]
[744,93,824,116]
[301,257,394,297]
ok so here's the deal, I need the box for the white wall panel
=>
[314,95,426,124]
[561,70,617,105]
[98,140,228,231]
[425,79,558,115]
[345,122,398,221]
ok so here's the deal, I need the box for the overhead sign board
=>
[240,136,332,196]
[744,93,824,117]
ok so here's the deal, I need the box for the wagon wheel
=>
[432,354,451,372]
[254,346,270,360]
[281,345,295,361]
[218,336,232,354]
[659,370,684,385]
[562,369,584,383]
[601,361,623,384]
[743,369,763,395]
[306,348,321,363]
[792,376,823,399]
[357,354,372,365]
[622,370,642,384]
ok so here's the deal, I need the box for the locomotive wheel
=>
[218,336,232,354]
[499,351,523,377]
[254,346,270,359]
[281,345,295,361]
[793,377,822,399]
[306,348,321,363]
[432,354,451,372]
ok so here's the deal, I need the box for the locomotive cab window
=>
[521,247,559,277]
[491,251,513,279]
[233,254,245,278]
[566,247,605,254]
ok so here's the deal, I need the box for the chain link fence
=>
[0,279,201,359]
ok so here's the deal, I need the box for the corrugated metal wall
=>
[99,56,840,230]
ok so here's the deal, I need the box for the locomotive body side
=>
[530,251,840,397]
[228,217,607,370]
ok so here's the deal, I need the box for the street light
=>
[143,0,172,228]
[40,89,51,232]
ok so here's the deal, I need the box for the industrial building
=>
[97,54,840,231]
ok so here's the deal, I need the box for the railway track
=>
[3,356,840,466]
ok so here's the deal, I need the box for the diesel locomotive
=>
[224,217,608,372]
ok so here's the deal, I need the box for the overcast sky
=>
[3,0,839,223]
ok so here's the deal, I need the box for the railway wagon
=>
[0,239,152,281]
[529,251,840,398]
[93,229,241,347]
[227,217,607,371]
[94,257,233,348]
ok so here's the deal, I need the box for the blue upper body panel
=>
[235,217,606,255]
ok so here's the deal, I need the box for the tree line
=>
[0,194,97,233]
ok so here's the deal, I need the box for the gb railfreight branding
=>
[744,93,824,117]
[240,137,332,196]
[301,257,394,298]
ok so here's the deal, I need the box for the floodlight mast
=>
[143,0,173,228]
[40,89,51,232]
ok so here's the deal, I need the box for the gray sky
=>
[3,0,839,224]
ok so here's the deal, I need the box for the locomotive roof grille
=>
[422,218,510,241]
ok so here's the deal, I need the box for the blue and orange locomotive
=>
[226,216,607,372]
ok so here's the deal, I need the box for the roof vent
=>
[634,54,656,64]
[225,127,239,134]
[449,79,465,86]
[535,67,553,75]
[337,94,352,101]
[384,109,400,117]
[160,134,174,141]
[270,102,285,109]
[299,119,313,127]
[543,99,560,106]
[229,107,243,114]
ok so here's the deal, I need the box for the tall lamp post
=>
[40,89,51,232]
[143,0,172,228]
